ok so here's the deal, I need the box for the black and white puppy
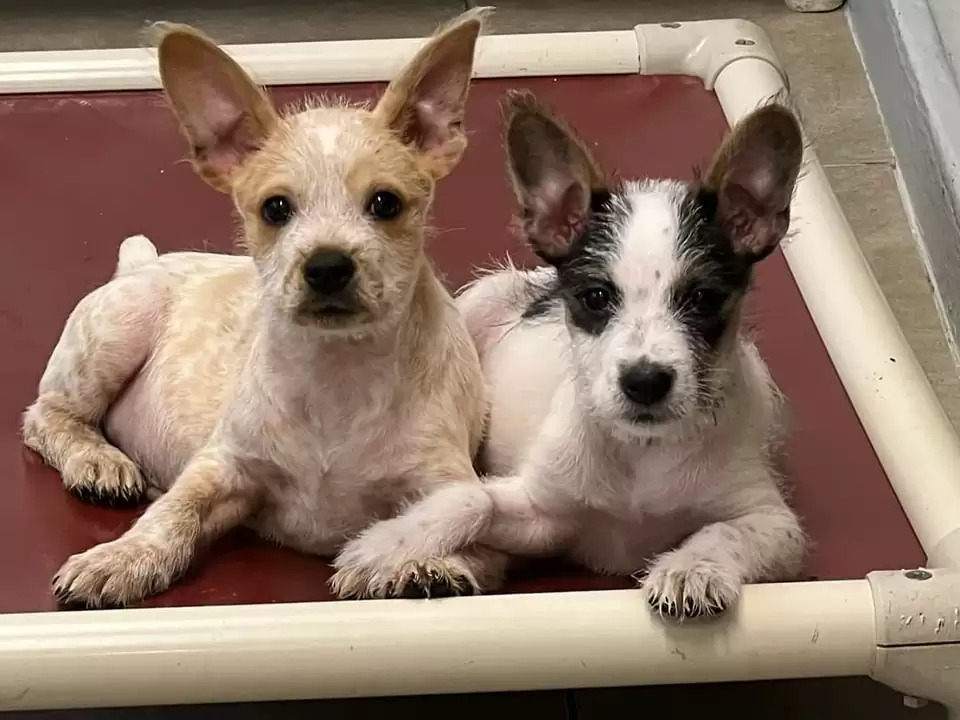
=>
[450,91,807,616]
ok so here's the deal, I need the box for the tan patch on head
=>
[229,106,433,257]
[207,103,436,331]
[227,117,309,260]
[155,9,490,248]
[343,120,434,253]
[154,10,489,330]
[155,7,489,198]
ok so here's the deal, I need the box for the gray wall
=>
[848,0,960,349]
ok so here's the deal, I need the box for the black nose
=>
[304,251,355,295]
[619,361,675,406]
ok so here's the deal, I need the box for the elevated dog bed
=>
[0,19,957,715]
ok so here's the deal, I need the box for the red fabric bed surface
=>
[0,75,923,613]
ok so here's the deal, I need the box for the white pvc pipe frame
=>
[0,18,958,712]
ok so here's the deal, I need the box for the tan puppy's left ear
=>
[374,7,493,179]
[152,22,280,193]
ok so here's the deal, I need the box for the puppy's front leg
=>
[330,447,505,599]
[331,450,576,600]
[53,450,259,608]
[642,487,805,619]
[480,475,574,556]
[331,480,499,599]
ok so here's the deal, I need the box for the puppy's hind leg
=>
[23,265,166,506]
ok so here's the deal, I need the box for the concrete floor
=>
[0,0,954,717]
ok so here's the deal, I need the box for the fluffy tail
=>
[115,234,159,276]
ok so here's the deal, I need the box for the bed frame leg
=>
[785,0,845,10]
[868,569,960,713]
[901,698,960,717]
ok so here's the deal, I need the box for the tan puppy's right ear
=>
[151,23,279,192]
[503,90,607,264]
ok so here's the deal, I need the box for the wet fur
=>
[389,92,808,618]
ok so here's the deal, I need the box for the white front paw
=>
[330,529,480,600]
[640,549,741,619]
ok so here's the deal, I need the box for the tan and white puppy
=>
[22,8,504,608]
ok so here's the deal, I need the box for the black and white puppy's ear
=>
[503,90,607,264]
[704,103,803,262]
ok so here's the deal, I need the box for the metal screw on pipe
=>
[785,0,845,11]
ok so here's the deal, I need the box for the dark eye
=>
[367,190,403,220]
[261,195,295,227]
[689,287,726,314]
[578,286,612,314]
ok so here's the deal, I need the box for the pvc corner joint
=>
[929,527,960,569]
[634,19,786,91]
[868,569,960,713]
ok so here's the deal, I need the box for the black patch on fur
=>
[521,275,561,320]
[671,188,754,385]
[544,189,627,336]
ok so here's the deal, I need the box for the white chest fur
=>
[220,326,428,554]
[462,267,781,578]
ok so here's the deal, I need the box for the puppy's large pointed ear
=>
[504,90,606,264]
[153,23,279,192]
[704,104,803,262]
[374,7,491,179]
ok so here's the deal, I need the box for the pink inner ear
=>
[210,115,265,177]
[726,147,795,213]
[719,182,788,258]
[734,162,780,210]
[526,175,588,258]
[411,98,461,152]
[205,95,244,137]
[180,70,264,178]
[397,47,471,154]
